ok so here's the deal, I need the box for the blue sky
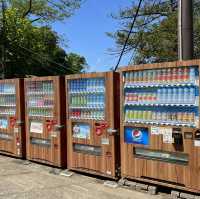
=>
[52,0,133,72]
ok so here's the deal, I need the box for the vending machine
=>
[66,72,120,178]
[25,76,66,167]
[0,79,25,158]
[120,60,200,193]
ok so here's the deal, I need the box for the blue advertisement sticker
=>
[124,127,149,145]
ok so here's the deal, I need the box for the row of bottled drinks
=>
[125,109,196,125]
[28,108,53,117]
[70,110,105,120]
[27,96,54,107]
[26,81,54,94]
[124,87,197,105]
[70,94,105,108]
[0,95,16,106]
[124,67,197,84]
[69,78,105,93]
[0,83,15,94]
[0,107,16,115]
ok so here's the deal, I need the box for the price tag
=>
[151,126,160,135]
[30,122,43,134]
[101,138,109,145]
[162,128,173,144]
[14,127,19,133]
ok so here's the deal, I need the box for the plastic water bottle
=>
[183,88,189,104]
[171,88,177,104]
[189,68,196,82]
[189,87,195,104]
[177,88,183,104]
[167,88,172,103]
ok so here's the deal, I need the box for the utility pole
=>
[178,0,194,60]
[1,0,6,79]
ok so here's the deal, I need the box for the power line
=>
[114,0,143,71]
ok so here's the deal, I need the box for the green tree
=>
[6,0,82,23]
[108,0,200,64]
[0,3,87,78]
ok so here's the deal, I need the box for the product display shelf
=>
[124,80,198,88]
[125,119,196,127]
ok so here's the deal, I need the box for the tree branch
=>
[22,0,32,18]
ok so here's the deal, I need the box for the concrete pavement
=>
[0,155,169,199]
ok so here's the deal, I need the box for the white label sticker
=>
[51,131,58,138]
[151,126,160,135]
[162,128,173,144]
[30,122,43,134]
[194,140,200,147]
[101,138,109,145]
[14,127,19,133]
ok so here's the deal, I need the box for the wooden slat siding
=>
[0,79,26,158]
[66,72,120,179]
[120,59,200,193]
[25,76,67,168]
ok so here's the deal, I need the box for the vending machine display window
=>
[26,80,54,118]
[68,78,106,120]
[123,66,200,128]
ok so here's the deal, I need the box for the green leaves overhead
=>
[109,0,200,64]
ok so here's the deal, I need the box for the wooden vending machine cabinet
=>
[120,60,200,193]
[66,72,120,178]
[0,79,25,158]
[25,76,66,167]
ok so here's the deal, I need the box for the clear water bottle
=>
[166,88,172,103]
[171,88,177,104]
[189,68,196,82]
[157,89,162,103]
[183,88,189,104]
[189,87,195,104]
[177,88,183,104]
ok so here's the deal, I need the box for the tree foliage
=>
[0,1,87,78]
[108,0,200,64]
[7,0,82,23]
